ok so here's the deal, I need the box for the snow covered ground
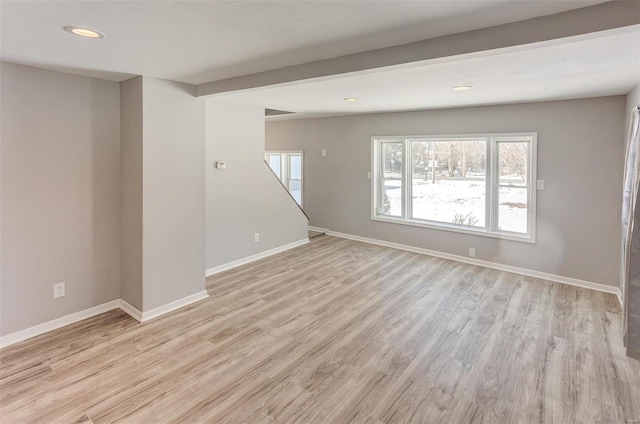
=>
[383,178,527,233]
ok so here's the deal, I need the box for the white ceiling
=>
[217,27,640,118]
[0,0,607,84]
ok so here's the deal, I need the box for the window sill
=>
[371,215,535,244]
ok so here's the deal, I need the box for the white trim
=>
[1,291,211,348]
[308,226,328,233]
[265,150,304,207]
[372,132,538,141]
[1,230,622,349]
[118,299,143,322]
[0,299,121,348]
[265,150,304,154]
[140,290,209,322]
[370,216,535,243]
[205,238,309,277]
[371,132,538,243]
[326,230,622,301]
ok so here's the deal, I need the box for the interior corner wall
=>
[141,77,206,311]
[266,96,626,287]
[205,99,308,270]
[0,62,121,336]
[120,76,144,310]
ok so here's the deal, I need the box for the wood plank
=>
[1,235,638,423]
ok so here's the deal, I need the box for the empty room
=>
[1,0,640,423]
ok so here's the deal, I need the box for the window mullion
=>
[488,138,498,231]
[404,140,411,220]
[281,153,288,188]
[527,139,535,237]
[376,141,382,214]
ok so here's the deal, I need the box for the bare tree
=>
[453,212,479,226]
[499,143,527,182]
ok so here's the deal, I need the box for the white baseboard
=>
[1,290,211,349]
[308,226,329,233]
[140,290,209,322]
[327,230,623,301]
[205,238,309,277]
[1,231,621,349]
[118,299,143,322]
[0,299,121,348]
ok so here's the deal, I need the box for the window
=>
[372,133,537,242]
[266,151,303,206]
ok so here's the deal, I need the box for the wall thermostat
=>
[215,161,226,170]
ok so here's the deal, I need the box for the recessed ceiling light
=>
[344,98,358,102]
[64,26,105,39]
[452,85,472,91]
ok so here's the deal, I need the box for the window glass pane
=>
[498,142,528,186]
[411,140,486,227]
[288,180,302,206]
[380,180,402,217]
[498,186,527,233]
[268,154,281,179]
[289,155,302,180]
[382,142,403,179]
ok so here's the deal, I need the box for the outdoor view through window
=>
[373,134,535,240]
[266,151,303,207]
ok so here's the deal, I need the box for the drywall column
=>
[120,77,144,310]
[119,76,206,314]
[205,99,308,271]
[141,77,206,311]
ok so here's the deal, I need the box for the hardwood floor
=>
[308,230,324,239]
[1,235,639,423]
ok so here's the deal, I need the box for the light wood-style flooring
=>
[308,230,324,239]
[1,235,639,423]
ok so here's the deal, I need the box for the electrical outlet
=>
[54,282,65,299]
[322,149,327,157]
[536,179,545,190]
[469,248,476,258]
[254,233,260,243]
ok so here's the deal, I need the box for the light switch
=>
[322,149,327,157]
[215,161,226,170]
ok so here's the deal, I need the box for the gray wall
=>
[266,96,625,287]
[120,77,143,310]
[142,77,206,310]
[1,62,120,335]
[119,76,206,312]
[205,99,308,269]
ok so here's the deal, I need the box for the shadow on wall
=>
[91,81,121,306]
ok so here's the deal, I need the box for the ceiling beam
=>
[196,1,640,98]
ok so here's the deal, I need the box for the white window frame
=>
[266,150,304,207]
[371,133,537,243]
[378,139,405,218]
